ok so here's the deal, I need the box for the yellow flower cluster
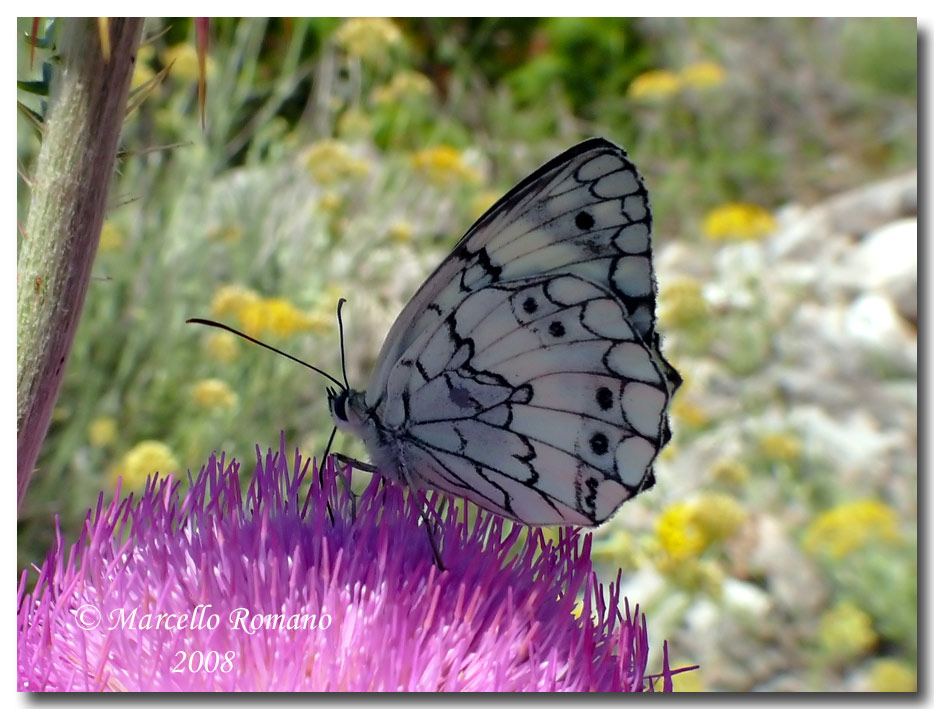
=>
[387,219,415,244]
[303,139,371,185]
[702,203,777,242]
[803,499,900,558]
[191,378,239,411]
[317,191,343,213]
[210,286,329,338]
[867,659,917,692]
[337,109,372,139]
[111,440,180,489]
[240,298,328,338]
[204,331,239,363]
[334,18,403,64]
[410,145,482,186]
[161,42,216,83]
[758,431,802,463]
[372,70,433,105]
[628,69,681,100]
[655,494,747,563]
[671,398,710,429]
[710,458,751,487]
[88,417,118,448]
[211,285,260,319]
[131,59,156,91]
[628,61,726,101]
[659,277,709,329]
[817,601,877,662]
[679,61,727,89]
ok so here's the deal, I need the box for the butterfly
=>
[326,138,680,531]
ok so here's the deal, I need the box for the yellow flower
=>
[690,494,747,543]
[236,298,329,338]
[204,331,239,364]
[655,495,746,566]
[303,139,371,185]
[112,440,179,489]
[99,220,124,252]
[817,601,877,662]
[628,69,681,101]
[88,417,118,448]
[387,220,414,244]
[758,432,802,463]
[867,659,917,692]
[679,61,726,90]
[411,145,482,186]
[702,203,777,242]
[671,399,710,429]
[211,285,260,320]
[372,70,433,105]
[131,60,155,91]
[659,277,709,329]
[655,502,707,562]
[161,42,215,83]
[337,109,371,139]
[318,191,343,213]
[334,18,403,63]
[803,499,900,558]
[710,458,750,487]
[264,298,317,337]
[191,379,239,411]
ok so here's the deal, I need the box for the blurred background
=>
[17,18,917,691]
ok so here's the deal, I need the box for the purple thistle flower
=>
[18,436,687,691]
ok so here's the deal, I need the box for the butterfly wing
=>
[356,138,679,525]
[372,274,673,525]
[368,138,671,397]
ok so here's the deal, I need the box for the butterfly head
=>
[327,386,367,435]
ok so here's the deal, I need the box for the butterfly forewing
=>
[346,138,679,527]
[368,139,660,393]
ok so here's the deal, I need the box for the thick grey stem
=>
[17,18,144,508]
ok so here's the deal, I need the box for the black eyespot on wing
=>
[590,432,609,456]
[548,321,566,338]
[523,297,538,314]
[575,211,595,230]
[596,387,613,411]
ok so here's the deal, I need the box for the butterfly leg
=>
[333,453,381,521]
[333,453,377,473]
[397,457,445,571]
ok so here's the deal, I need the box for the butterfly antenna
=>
[336,298,350,392]
[186,318,345,389]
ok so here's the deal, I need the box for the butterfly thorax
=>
[329,388,404,484]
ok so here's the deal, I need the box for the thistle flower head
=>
[18,437,686,691]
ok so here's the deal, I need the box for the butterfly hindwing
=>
[372,274,672,526]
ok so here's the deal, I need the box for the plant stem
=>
[17,18,143,508]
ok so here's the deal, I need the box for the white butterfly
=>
[327,138,680,529]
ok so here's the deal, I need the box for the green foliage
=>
[841,18,917,99]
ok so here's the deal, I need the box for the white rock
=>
[847,218,918,323]
[845,293,916,370]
